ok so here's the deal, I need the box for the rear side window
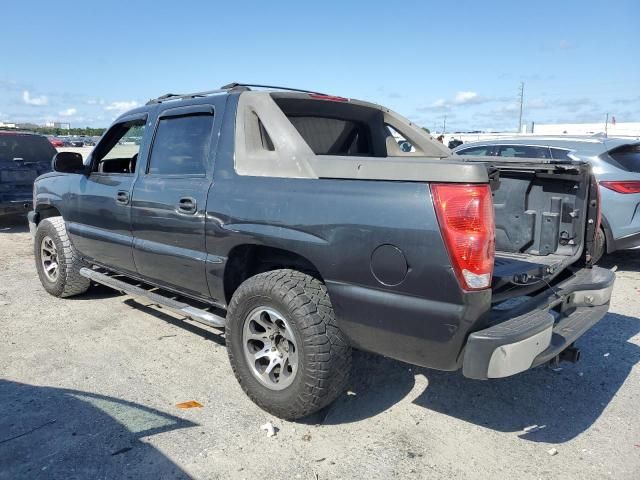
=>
[0,134,56,164]
[550,148,572,161]
[497,145,550,159]
[456,145,493,156]
[286,116,372,156]
[148,114,214,175]
[607,144,640,173]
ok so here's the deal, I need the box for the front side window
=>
[92,120,145,174]
[148,114,214,175]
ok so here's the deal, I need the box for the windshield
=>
[0,134,57,164]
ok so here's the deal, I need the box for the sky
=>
[2,0,639,132]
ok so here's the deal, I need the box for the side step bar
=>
[79,268,225,329]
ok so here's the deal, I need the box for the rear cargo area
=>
[477,159,593,302]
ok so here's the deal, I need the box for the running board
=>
[79,268,225,329]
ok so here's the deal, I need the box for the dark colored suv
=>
[29,84,615,419]
[0,131,55,216]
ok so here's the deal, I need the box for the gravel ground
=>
[1,215,639,479]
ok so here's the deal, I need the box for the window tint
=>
[287,116,372,156]
[0,134,56,164]
[607,144,640,173]
[497,145,550,159]
[148,114,213,175]
[550,148,572,161]
[457,145,492,156]
[93,120,145,174]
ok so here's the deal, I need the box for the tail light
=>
[432,184,495,290]
[599,181,640,194]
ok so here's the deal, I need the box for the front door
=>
[65,115,147,273]
[130,104,216,299]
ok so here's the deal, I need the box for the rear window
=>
[0,134,56,164]
[273,97,390,157]
[286,116,372,156]
[607,144,640,173]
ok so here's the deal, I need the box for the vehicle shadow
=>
[321,311,639,444]
[600,250,640,273]
[0,214,29,234]
[123,298,226,345]
[0,380,196,480]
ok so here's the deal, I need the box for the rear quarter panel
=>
[205,174,491,370]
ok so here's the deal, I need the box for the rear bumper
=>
[462,266,615,380]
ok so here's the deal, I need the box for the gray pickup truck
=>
[29,83,615,419]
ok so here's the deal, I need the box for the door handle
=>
[116,190,129,205]
[178,196,197,214]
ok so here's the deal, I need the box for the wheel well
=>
[600,214,615,253]
[36,205,61,224]
[224,245,322,304]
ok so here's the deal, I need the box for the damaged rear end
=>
[455,156,615,379]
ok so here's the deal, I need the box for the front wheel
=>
[34,216,90,298]
[226,269,351,420]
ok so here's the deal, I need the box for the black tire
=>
[592,227,606,264]
[226,269,351,420]
[34,216,90,298]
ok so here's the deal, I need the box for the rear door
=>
[130,104,217,299]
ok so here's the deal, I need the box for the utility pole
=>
[517,82,525,133]
[442,115,447,134]
[605,113,609,137]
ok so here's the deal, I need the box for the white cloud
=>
[453,91,491,105]
[453,91,479,104]
[59,107,77,117]
[419,91,490,111]
[105,101,139,113]
[22,90,48,106]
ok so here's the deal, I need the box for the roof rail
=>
[145,88,229,105]
[146,82,328,105]
[220,82,327,95]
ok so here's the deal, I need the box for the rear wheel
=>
[591,227,606,264]
[226,269,351,420]
[34,217,90,297]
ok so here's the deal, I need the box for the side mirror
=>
[52,151,85,174]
